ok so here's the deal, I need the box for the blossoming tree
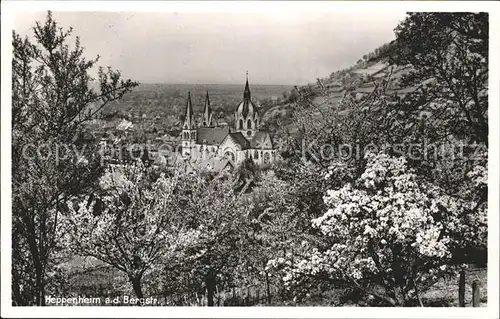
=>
[64,163,197,302]
[270,153,487,306]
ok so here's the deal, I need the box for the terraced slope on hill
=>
[261,45,418,135]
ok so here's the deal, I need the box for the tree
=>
[391,12,488,145]
[11,11,138,305]
[247,170,309,302]
[290,64,400,180]
[290,12,489,201]
[64,164,196,302]
[150,172,253,306]
[277,12,488,306]
[270,153,487,306]
[391,13,489,267]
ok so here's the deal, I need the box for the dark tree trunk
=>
[458,269,465,307]
[246,287,250,305]
[26,218,45,306]
[206,274,216,307]
[265,271,272,304]
[393,286,405,306]
[131,275,144,304]
[413,279,424,307]
[35,266,45,306]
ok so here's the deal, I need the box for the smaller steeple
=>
[202,91,213,127]
[183,91,194,129]
[243,71,251,100]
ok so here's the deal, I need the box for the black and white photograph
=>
[1,1,499,318]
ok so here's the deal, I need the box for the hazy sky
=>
[13,11,407,85]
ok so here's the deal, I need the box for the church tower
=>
[181,91,196,157]
[234,72,260,139]
[201,91,214,127]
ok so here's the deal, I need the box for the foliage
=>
[151,172,253,306]
[270,153,487,306]
[391,12,488,145]
[64,163,196,301]
[66,161,260,306]
[234,158,260,193]
[362,41,395,62]
[11,11,138,305]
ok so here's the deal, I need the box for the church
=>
[180,75,277,170]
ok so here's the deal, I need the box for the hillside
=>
[261,41,415,135]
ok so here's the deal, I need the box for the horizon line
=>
[134,81,301,86]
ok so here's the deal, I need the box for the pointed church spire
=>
[243,71,251,100]
[183,91,194,128]
[202,91,213,127]
[205,90,210,107]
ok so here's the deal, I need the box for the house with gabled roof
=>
[180,74,277,169]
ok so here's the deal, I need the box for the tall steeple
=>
[181,91,196,157]
[183,91,194,129]
[202,91,213,127]
[235,71,260,139]
[243,71,251,100]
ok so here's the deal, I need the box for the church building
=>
[180,75,276,170]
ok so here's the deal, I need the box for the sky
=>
[13,11,408,85]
